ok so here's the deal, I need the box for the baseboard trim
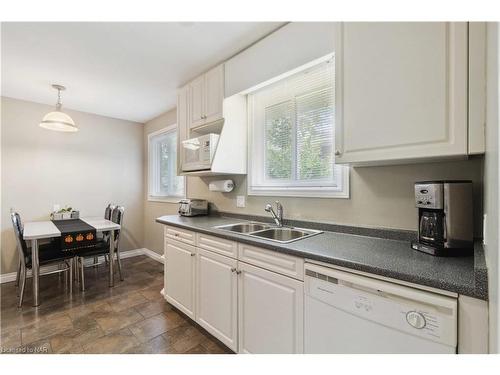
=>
[120,248,147,260]
[0,247,163,284]
[142,248,164,264]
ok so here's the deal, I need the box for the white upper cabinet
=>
[188,64,224,129]
[189,75,205,128]
[468,22,487,155]
[204,65,224,124]
[335,22,477,165]
[176,85,189,175]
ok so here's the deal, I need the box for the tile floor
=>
[0,255,232,354]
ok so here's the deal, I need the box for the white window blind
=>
[148,126,185,200]
[248,55,349,198]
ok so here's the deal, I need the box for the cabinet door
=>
[196,249,238,351]
[189,75,205,128]
[204,64,224,124]
[176,85,189,174]
[335,22,468,165]
[164,240,196,319]
[238,262,304,354]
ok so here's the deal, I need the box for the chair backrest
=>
[103,204,116,242]
[104,203,116,220]
[10,211,29,264]
[111,206,125,245]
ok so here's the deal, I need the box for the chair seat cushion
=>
[25,242,74,268]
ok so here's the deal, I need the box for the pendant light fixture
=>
[39,84,78,132]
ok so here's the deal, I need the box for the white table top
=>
[23,217,120,240]
[80,217,121,231]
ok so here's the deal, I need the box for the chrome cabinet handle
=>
[236,270,242,275]
[335,150,341,156]
[190,253,195,257]
[231,268,236,273]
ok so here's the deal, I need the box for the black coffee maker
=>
[411,180,473,256]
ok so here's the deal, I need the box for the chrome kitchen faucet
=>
[265,201,284,227]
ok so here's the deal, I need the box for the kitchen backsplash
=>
[187,157,484,237]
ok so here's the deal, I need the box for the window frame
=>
[247,54,349,199]
[147,125,186,203]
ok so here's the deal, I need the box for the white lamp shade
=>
[39,111,78,132]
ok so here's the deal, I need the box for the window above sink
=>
[246,54,349,198]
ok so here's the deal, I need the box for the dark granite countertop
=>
[156,214,488,300]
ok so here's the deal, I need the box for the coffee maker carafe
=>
[411,181,473,256]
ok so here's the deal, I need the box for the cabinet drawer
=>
[197,233,238,258]
[238,244,304,281]
[165,226,196,246]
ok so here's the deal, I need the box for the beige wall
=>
[3,97,486,272]
[190,158,483,234]
[143,107,484,256]
[143,109,179,254]
[1,97,144,274]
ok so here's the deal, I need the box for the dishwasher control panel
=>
[406,311,426,329]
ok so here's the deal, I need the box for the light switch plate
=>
[236,195,246,208]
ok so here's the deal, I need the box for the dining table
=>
[22,217,121,307]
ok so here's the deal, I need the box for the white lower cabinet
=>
[164,240,196,319]
[163,230,304,354]
[237,262,304,354]
[196,248,238,351]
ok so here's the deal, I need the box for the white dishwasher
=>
[304,263,457,354]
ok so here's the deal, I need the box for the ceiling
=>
[1,22,284,123]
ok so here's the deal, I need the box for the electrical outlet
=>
[236,195,246,208]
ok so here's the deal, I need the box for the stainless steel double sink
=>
[213,222,322,244]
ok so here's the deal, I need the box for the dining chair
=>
[11,211,74,307]
[93,203,116,266]
[76,205,125,291]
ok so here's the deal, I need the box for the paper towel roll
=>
[209,180,234,193]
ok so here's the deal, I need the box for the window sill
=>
[147,197,183,204]
[247,189,350,199]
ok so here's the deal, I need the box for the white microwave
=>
[181,133,220,172]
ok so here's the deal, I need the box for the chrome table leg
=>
[79,257,85,292]
[69,259,73,293]
[31,239,40,307]
[116,244,123,281]
[108,229,115,287]
[75,256,80,284]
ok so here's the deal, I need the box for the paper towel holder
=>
[209,179,235,193]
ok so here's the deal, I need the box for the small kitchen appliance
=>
[181,133,220,172]
[411,180,473,256]
[178,199,209,217]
